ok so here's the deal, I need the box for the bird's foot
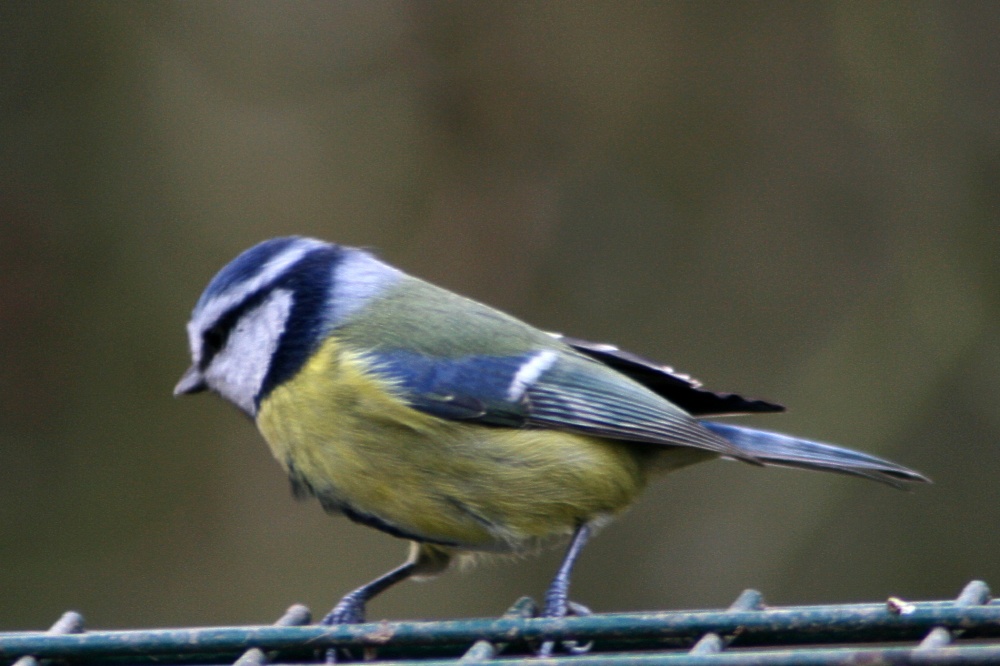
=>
[321,594,366,626]
[537,599,593,657]
[320,594,366,663]
[317,560,419,662]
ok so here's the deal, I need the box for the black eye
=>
[203,325,226,356]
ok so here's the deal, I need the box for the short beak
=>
[174,365,208,396]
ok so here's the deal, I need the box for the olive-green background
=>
[2,2,998,631]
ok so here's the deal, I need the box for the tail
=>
[701,421,929,489]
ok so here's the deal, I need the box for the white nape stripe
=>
[204,288,294,416]
[506,350,559,401]
[188,239,324,362]
[326,249,403,326]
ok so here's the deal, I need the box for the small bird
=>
[175,236,927,636]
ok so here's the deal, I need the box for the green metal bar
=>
[4,601,1000,662]
[458,596,537,662]
[689,589,764,655]
[11,612,84,666]
[352,644,1000,665]
[232,604,311,666]
[917,580,991,650]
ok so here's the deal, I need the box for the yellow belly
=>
[255,339,659,551]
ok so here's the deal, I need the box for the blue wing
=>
[360,342,927,486]
[365,350,532,426]
[365,348,757,461]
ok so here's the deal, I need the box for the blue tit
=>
[175,236,927,633]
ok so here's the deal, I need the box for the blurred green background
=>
[2,1,998,631]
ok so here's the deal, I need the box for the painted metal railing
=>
[3,580,998,664]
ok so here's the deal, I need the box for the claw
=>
[321,595,370,663]
[537,599,594,657]
[318,560,420,662]
[321,595,367,661]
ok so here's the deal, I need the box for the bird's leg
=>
[542,522,593,618]
[322,543,451,662]
[538,523,594,657]
[322,561,417,625]
[322,561,417,663]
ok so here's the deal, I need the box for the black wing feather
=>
[552,334,785,416]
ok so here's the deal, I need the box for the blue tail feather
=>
[701,421,929,489]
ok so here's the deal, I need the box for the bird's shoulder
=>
[334,274,561,357]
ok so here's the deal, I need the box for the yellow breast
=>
[255,337,654,551]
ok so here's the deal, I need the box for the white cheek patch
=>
[506,350,559,401]
[205,289,295,415]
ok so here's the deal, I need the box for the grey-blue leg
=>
[538,523,594,657]
[322,561,417,663]
[322,561,418,626]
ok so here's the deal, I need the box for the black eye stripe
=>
[192,244,343,402]
[198,289,271,370]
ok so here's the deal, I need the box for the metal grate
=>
[3,580,999,664]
